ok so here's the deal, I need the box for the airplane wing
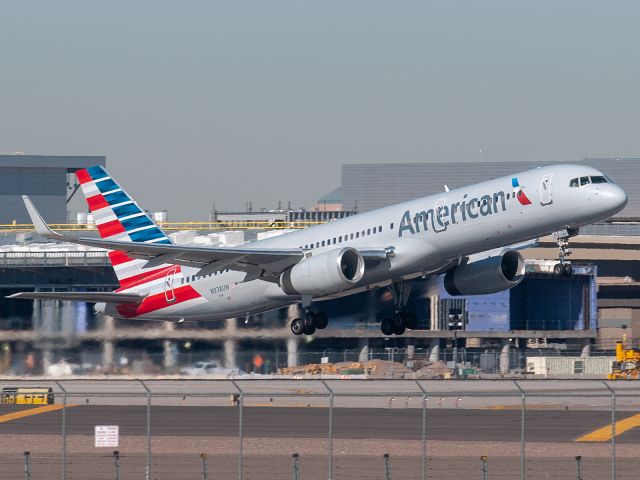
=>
[6,291,146,304]
[23,196,392,278]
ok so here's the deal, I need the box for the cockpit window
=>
[579,176,590,186]
[590,176,608,184]
[569,178,579,187]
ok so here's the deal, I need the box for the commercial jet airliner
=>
[9,164,627,336]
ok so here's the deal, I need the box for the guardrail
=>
[0,220,327,232]
[0,251,111,267]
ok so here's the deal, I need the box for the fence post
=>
[321,380,334,480]
[138,380,152,480]
[113,451,120,480]
[54,381,67,480]
[414,381,427,480]
[383,453,392,480]
[602,381,616,480]
[24,451,31,480]
[292,453,300,480]
[481,456,489,480]
[513,381,526,480]
[575,455,582,480]
[231,380,244,480]
[201,453,208,480]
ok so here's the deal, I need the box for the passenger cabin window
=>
[321,241,325,247]
[367,228,371,235]
[569,178,579,187]
[356,232,360,238]
[350,233,354,240]
[579,176,590,186]
[390,223,394,230]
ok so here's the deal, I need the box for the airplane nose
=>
[601,185,628,214]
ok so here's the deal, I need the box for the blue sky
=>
[1,1,638,219]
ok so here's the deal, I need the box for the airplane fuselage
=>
[101,164,627,321]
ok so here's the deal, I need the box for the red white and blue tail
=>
[75,166,175,289]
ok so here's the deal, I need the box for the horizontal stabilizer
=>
[6,291,146,304]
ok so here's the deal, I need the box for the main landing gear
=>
[381,281,417,336]
[290,311,328,336]
[553,228,578,277]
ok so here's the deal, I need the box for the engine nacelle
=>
[444,249,526,296]
[280,247,365,296]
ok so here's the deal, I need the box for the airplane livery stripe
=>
[96,178,119,194]
[129,228,165,242]
[108,250,135,266]
[86,194,110,212]
[76,169,92,185]
[86,165,109,181]
[116,285,201,318]
[113,203,141,218]
[104,191,130,206]
[118,265,179,289]
[97,219,126,238]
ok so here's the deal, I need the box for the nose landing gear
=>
[553,228,578,277]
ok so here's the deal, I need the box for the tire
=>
[553,264,563,276]
[563,263,573,277]
[381,318,394,336]
[290,318,304,336]
[314,312,329,330]
[393,323,406,335]
[404,312,418,330]
[303,315,315,329]
[303,323,316,335]
[393,314,405,329]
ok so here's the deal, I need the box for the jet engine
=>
[280,247,365,296]
[444,249,526,296]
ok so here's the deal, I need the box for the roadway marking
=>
[0,404,73,423]
[576,413,640,442]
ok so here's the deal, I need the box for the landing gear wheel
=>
[553,263,564,276]
[393,314,405,329]
[314,312,328,330]
[563,263,573,277]
[290,318,304,336]
[302,315,316,335]
[381,318,394,336]
[393,323,406,335]
[404,312,417,330]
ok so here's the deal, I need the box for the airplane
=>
[8,164,627,336]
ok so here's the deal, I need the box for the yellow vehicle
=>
[608,341,640,380]
[0,387,54,405]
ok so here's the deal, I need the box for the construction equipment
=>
[608,341,640,380]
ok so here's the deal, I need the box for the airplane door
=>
[164,267,177,303]
[540,174,553,206]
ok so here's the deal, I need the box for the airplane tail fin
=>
[75,166,176,288]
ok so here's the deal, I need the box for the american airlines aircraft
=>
[9,164,627,336]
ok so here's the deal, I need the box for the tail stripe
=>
[104,191,130,205]
[113,203,141,218]
[95,178,119,194]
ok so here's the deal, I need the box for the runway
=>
[1,404,639,444]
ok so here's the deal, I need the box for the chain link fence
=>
[0,379,639,480]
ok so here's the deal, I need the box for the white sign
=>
[95,425,119,448]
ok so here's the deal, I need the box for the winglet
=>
[22,195,66,240]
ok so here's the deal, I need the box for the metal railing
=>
[0,250,111,267]
[0,220,326,233]
[0,379,637,480]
